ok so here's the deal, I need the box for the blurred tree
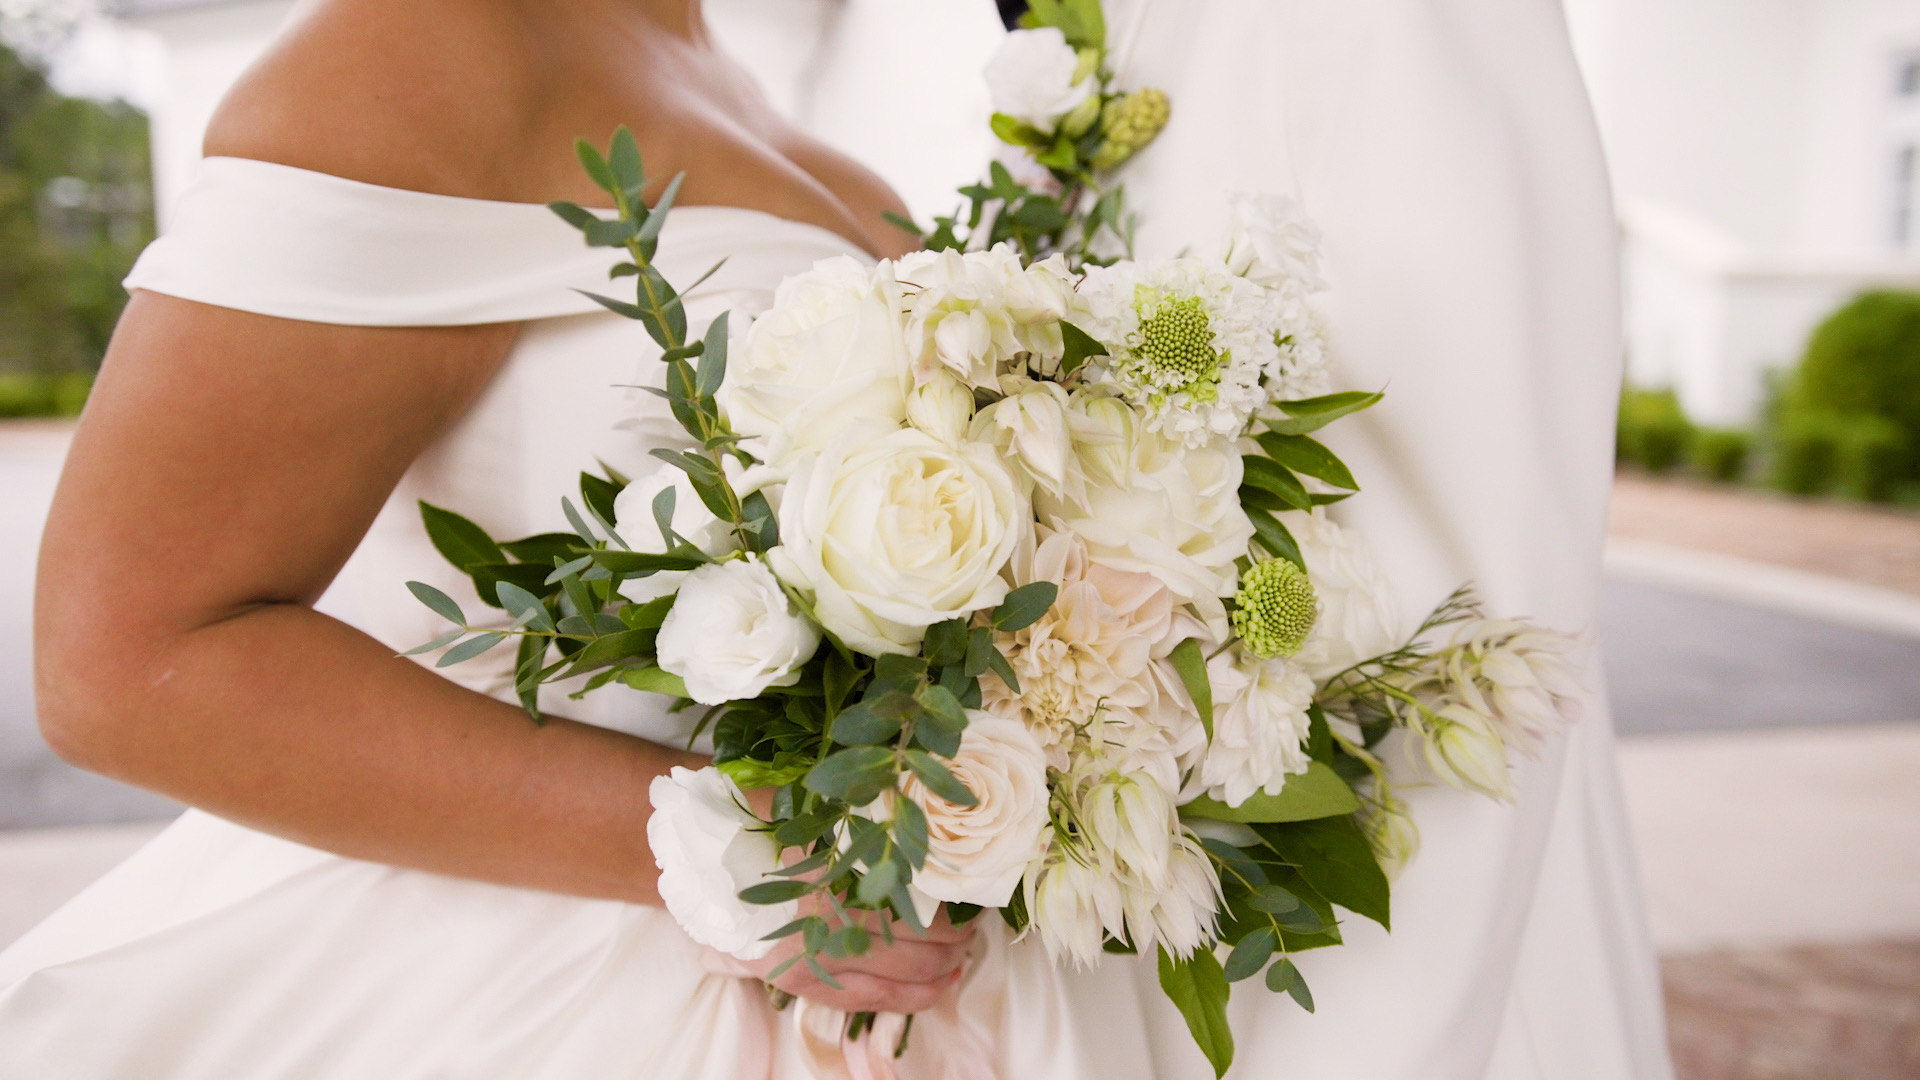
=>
[0,31,153,376]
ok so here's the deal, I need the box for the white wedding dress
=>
[1,1,1674,1076]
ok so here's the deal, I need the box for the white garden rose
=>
[1199,647,1316,807]
[894,709,1051,909]
[768,427,1026,656]
[1038,426,1252,640]
[1280,508,1403,682]
[611,465,736,603]
[655,558,821,705]
[647,766,795,960]
[717,256,912,463]
[983,27,1094,135]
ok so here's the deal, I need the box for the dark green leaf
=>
[588,549,703,575]
[803,746,898,805]
[922,619,969,667]
[1249,884,1303,915]
[1247,510,1307,571]
[963,627,996,678]
[405,580,466,627]
[1265,957,1315,1012]
[739,879,811,905]
[893,795,930,869]
[1179,763,1360,823]
[564,629,658,673]
[1254,432,1358,491]
[1263,390,1384,436]
[694,311,729,397]
[873,654,927,684]
[1168,638,1213,740]
[607,126,645,200]
[436,632,506,667]
[1223,927,1277,983]
[575,289,647,320]
[1059,321,1109,376]
[636,172,685,244]
[992,582,1058,631]
[580,472,623,527]
[824,650,860,717]
[548,199,598,232]
[984,647,1021,693]
[831,702,902,746]
[419,502,505,570]
[1241,456,1313,511]
[1157,946,1235,1079]
[773,810,839,848]
[575,138,618,196]
[1199,837,1267,889]
[904,750,977,807]
[855,857,901,906]
[619,594,675,631]
[1258,816,1391,930]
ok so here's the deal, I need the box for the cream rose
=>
[768,427,1026,656]
[717,256,912,463]
[647,766,796,960]
[655,558,821,705]
[896,709,1051,910]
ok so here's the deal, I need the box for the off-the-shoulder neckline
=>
[198,156,874,256]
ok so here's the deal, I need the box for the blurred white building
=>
[111,0,1920,428]
[1566,0,1920,424]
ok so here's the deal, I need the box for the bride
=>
[3,0,1672,1076]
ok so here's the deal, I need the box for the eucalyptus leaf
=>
[405,581,466,627]
[1223,927,1278,983]
[992,582,1058,632]
[804,746,898,805]
[436,632,506,668]
[904,750,978,808]
[738,879,811,906]
[830,703,901,747]
[1265,957,1315,1012]
[398,629,466,657]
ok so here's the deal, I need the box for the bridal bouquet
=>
[403,2,1583,1073]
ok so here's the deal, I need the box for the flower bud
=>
[1091,88,1171,171]
[905,370,977,443]
[1421,704,1513,801]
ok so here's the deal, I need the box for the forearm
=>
[46,603,700,903]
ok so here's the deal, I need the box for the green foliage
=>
[0,369,89,416]
[1785,291,1920,480]
[1616,386,1693,473]
[1179,763,1361,823]
[1835,415,1905,503]
[1689,427,1751,483]
[0,39,153,380]
[1769,411,1842,495]
[1157,946,1234,1079]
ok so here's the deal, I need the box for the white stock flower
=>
[904,370,977,444]
[970,377,1074,498]
[1222,192,1327,296]
[983,27,1095,135]
[1199,647,1316,808]
[896,709,1051,909]
[655,558,821,705]
[896,247,1072,389]
[611,465,736,603]
[768,427,1025,656]
[1281,509,1403,682]
[1076,257,1282,446]
[647,766,795,960]
[1038,425,1252,640]
[718,256,912,463]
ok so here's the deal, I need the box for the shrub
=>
[1690,427,1752,483]
[1786,290,1920,480]
[1835,416,1905,503]
[1617,387,1693,473]
[0,371,91,418]
[1769,412,1842,495]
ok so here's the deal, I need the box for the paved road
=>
[2,423,1917,828]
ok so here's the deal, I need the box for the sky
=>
[2,0,166,110]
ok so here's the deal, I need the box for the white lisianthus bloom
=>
[611,464,737,603]
[1199,646,1316,808]
[893,709,1051,909]
[1222,191,1328,296]
[655,558,821,705]
[1076,256,1282,446]
[1279,508,1403,682]
[718,256,912,464]
[895,247,1072,390]
[983,27,1095,135]
[768,427,1026,656]
[904,370,976,444]
[1039,426,1252,640]
[647,766,795,960]
[971,376,1075,498]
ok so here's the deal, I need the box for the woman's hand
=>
[740,903,976,1015]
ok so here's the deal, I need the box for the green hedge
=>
[1617,387,1693,473]
[1784,290,1920,481]
[0,371,92,418]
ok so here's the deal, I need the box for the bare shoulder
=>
[203,0,566,201]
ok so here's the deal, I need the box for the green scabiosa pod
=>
[1231,558,1318,658]
[1092,87,1171,170]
